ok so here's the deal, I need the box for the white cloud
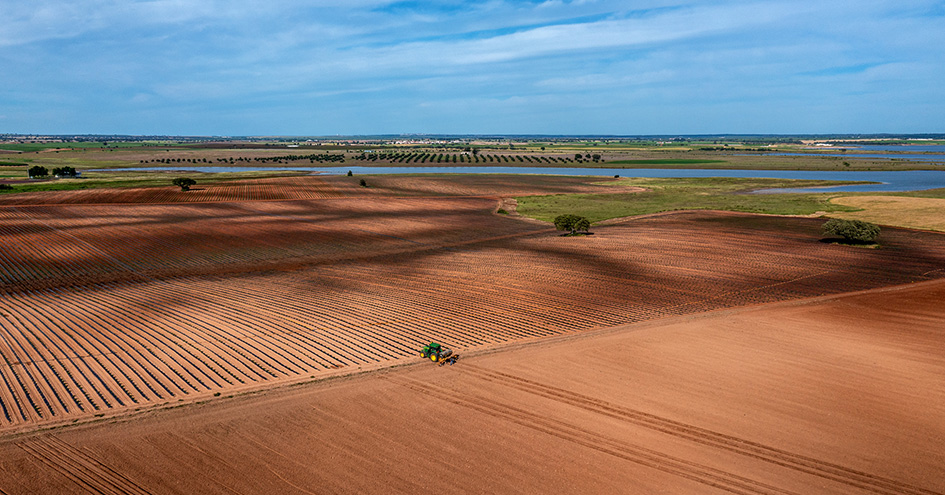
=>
[2,0,944,133]
[329,2,803,72]
[536,70,675,90]
[0,0,394,47]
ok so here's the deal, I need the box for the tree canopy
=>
[823,218,880,243]
[28,165,48,178]
[172,177,197,191]
[554,214,591,235]
[52,166,77,177]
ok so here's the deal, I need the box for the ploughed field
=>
[0,174,631,206]
[0,176,343,205]
[1,175,944,432]
[1,279,942,494]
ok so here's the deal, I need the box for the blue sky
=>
[1,0,943,135]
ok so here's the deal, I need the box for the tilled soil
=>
[0,194,943,431]
[0,176,343,206]
[0,278,942,494]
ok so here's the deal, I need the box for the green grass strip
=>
[605,159,728,165]
[516,177,864,223]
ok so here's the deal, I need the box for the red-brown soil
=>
[0,185,943,431]
[0,174,634,206]
[337,174,637,197]
[0,196,543,292]
[0,278,942,494]
[0,175,943,493]
[0,176,343,206]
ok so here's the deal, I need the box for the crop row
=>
[2,211,943,427]
[0,197,529,290]
[342,174,631,198]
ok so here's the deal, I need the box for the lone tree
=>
[172,177,196,191]
[822,218,880,243]
[28,165,49,179]
[554,214,591,235]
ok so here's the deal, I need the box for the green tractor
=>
[420,342,458,365]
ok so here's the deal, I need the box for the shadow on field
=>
[4,192,945,326]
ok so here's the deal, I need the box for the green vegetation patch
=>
[822,218,881,244]
[515,177,865,223]
[0,178,172,194]
[0,142,153,152]
[605,159,728,166]
[0,170,301,194]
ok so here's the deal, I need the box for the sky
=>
[1,0,944,135]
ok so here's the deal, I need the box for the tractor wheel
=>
[431,354,439,362]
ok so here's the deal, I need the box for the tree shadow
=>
[819,237,880,248]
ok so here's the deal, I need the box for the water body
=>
[852,145,945,153]
[748,153,945,162]
[104,166,945,193]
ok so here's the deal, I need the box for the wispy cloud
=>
[1,0,943,134]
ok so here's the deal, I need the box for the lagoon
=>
[852,145,945,153]
[102,166,945,193]
[759,152,945,162]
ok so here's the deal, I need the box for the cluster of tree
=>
[357,152,574,164]
[144,158,210,163]
[822,219,880,243]
[28,165,48,178]
[251,153,344,164]
[699,144,784,153]
[553,214,591,235]
[52,166,77,177]
[144,154,344,165]
[573,153,603,162]
[357,153,398,161]
[699,147,772,152]
[172,178,196,191]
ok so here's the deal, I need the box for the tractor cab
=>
[419,342,455,364]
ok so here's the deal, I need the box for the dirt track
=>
[1,278,942,494]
